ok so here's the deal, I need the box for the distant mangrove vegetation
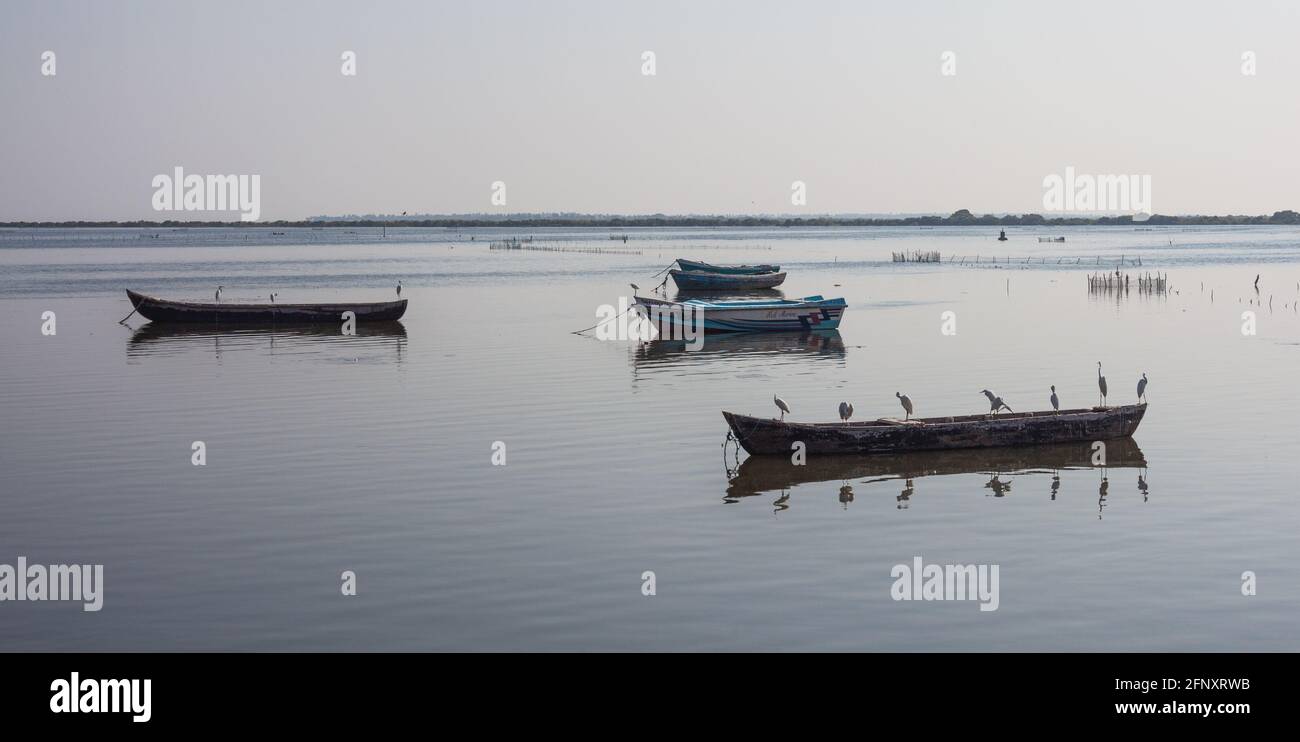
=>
[4,209,1299,229]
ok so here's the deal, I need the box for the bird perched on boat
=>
[1137,373,1148,404]
[896,392,913,421]
[396,280,402,298]
[215,285,223,303]
[1050,385,1059,413]
[774,395,790,421]
[269,293,277,303]
[981,389,1012,416]
[839,401,854,424]
[1097,361,1108,407]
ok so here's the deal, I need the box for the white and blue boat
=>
[670,269,787,291]
[634,294,846,333]
[675,258,781,275]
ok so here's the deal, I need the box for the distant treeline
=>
[4,209,1299,228]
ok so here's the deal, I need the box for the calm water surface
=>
[2,225,1298,650]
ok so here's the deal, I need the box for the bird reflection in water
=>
[723,438,1149,516]
[984,475,1011,497]
[897,479,914,510]
[1098,473,1110,520]
[773,491,791,514]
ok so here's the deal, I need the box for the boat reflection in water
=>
[126,321,407,363]
[633,329,845,371]
[671,288,785,303]
[723,438,1148,517]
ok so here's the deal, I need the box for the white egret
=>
[1137,373,1148,404]
[396,280,402,298]
[774,395,790,421]
[981,389,1012,416]
[1097,362,1108,407]
[839,401,854,424]
[215,285,223,303]
[896,392,913,421]
[1050,385,1060,413]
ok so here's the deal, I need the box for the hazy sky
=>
[2,0,1298,220]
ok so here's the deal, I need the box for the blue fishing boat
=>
[670,269,787,290]
[634,295,846,333]
[675,258,780,275]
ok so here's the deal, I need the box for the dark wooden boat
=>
[670,269,787,290]
[676,258,780,275]
[125,290,407,324]
[722,405,1146,456]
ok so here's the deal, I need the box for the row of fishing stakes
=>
[774,363,1150,422]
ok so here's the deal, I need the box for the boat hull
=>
[675,258,780,275]
[722,405,1147,455]
[635,295,845,333]
[670,269,787,290]
[126,290,407,324]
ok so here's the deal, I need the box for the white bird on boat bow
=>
[896,392,913,421]
[981,389,1012,416]
[774,395,791,421]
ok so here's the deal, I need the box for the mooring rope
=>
[117,295,145,325]
[571,303,641,335]
[649,262,676,279]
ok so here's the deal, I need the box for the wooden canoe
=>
[675,258,780,275]
[722,405,1147,455]
[670,269,787,290]
[125,290,407,324]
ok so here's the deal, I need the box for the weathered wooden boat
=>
[125,289,407,324]
[670,269,787,291]
[675,258,780,275]
[634,294,846,333]
[722,404,1146,455]
[725,438,1147,500]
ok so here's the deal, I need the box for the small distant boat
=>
[125,290,407,324]
[1037,236,1066,243]
[722,404,1146,455]
[675,258,780,275]
[998,230,1008,241]
[670,269,786,291]
[635,295,846,333]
